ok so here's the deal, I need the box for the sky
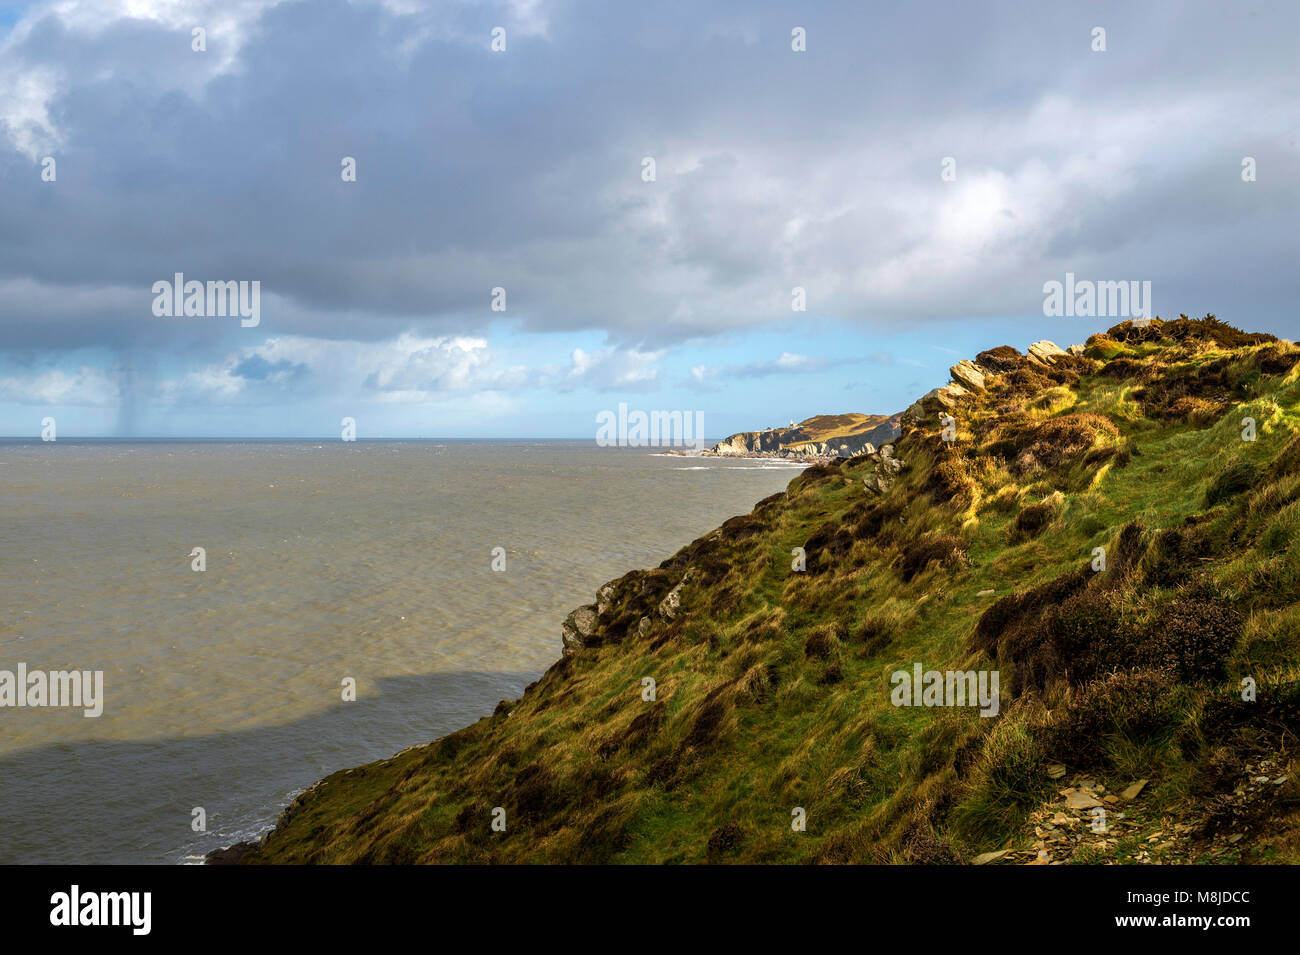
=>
[0,0,1297,439]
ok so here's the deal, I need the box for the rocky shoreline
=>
[665,448,862,465]
[680,411,903,463]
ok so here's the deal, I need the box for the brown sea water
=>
[0,439,803,863]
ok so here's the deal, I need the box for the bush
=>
[1103,315,1275,349]
[996,413,1119,474]
[801,520,854,574]
[1045,670,1182,768]
[901,828,963,864]
[1145,593,1241,681]
[975,345,1027,374]
[924,457,975,504]
[804,623,841,660]
[1013,493,1062,538]
[970,565,1091,663]
[707,822,745,857]
[899,535,968,582]
[998,366,1055,397]
[1135,356,1234,420]
[1253,343,1299,376]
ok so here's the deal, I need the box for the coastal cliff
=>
[226,317,1300,865]
[705,412,901,461]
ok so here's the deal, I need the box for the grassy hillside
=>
[784,412,894,447]
[244,316,1300,865]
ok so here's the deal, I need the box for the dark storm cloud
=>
[1,0,1297,361]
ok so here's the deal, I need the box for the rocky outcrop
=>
[596,582,616,615]
[206,840,259,865]
[861,443,904,494]
[902,341,1077,432]
[901,384,966,429]
[658,570,693,620]
[949,359,989,392]
[561,605,599,655]
[1028,340,1067,365]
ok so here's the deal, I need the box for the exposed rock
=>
[1066,343,1087,356]
[596,582,616,616]
[1047,763,1067,779]
[863,474,891,495]
[1065,790,1103,810]
[972,849,1009,865]
[1027,340,1067,365]
[899,399,928,430]
[902,384,969,429]
[937,383,969,406]
[860,446,904,495]
[206,840,259,865]
[561,605,599,655]
[1121,779,1148,801]
[949,359,990,392]
[658,571,693,620]
[637,616,652,638]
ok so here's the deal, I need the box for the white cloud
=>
[561,346,664,390]
[0,365,121,405]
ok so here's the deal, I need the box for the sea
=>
[0,439,802,864]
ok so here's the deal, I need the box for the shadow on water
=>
[0,669,539,864]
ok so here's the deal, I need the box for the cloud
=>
[0,364,121,405]
[138,331,670,408]
[0,0,1297,429]
[155,333,510,404]
[690,351,820,384]
[561,346,664,391]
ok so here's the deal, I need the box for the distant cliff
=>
[707,412,901,460]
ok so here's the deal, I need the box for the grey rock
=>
[899,399,928,430]
[658,571,693,620]
[950,359,989,392]
[596,582,616,616]
[1027,340,1066,365]
[1120,779,1148,801]
[1065,791,1102,810]
[561,604,599,655]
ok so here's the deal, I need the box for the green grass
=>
[243,318,1300,865]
